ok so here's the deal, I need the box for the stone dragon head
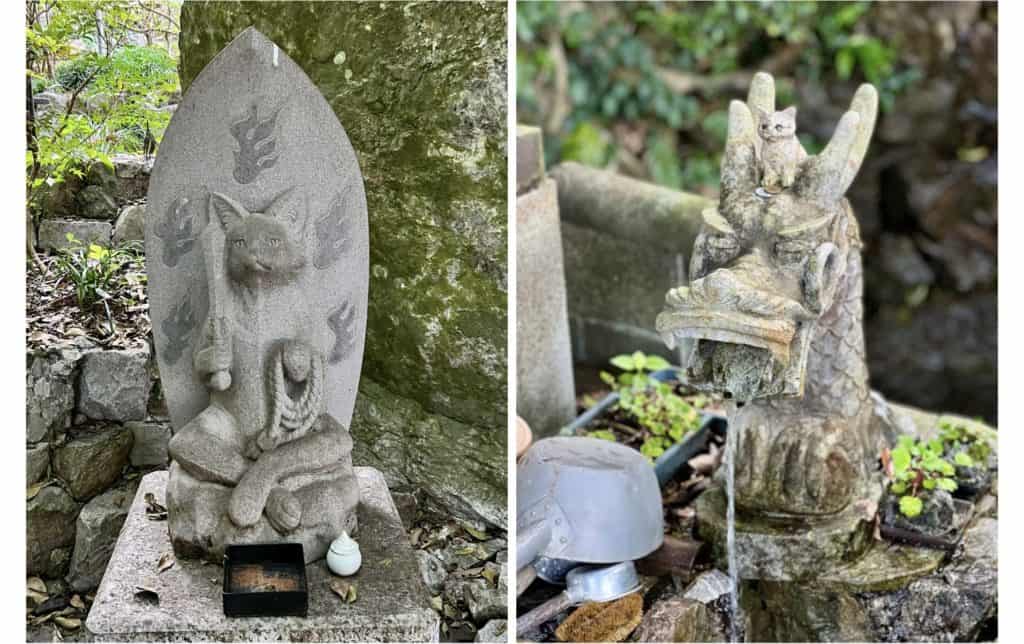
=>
[657,73,878,403]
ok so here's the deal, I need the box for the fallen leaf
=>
[69,595,84,610]
[27,589,47,606]
[379,558,392,568]
[430,595,443,612]
[329,579,358,604]
[462,525,488,541]
[27,577,47,595]
[157,552,175,573]
[53,616,81,630]
[480,567,498,584]
[27,482,47,500]
[31,612,54,626]
[134,586,159,606]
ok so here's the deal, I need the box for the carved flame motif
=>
[162,295,196,365]
[230,104,280,184]
[313,190,352,269]
[327,300,356,364]
[154,197,197,267]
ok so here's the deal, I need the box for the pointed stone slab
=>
[146,27,369,433]
[85,470,439,642]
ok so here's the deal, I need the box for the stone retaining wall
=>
[34,154,153,252]
[27,338,171,592]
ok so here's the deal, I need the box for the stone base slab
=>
[86,468,439,642]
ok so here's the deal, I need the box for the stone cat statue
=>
[757,106,807,192]
[166,191,358,562]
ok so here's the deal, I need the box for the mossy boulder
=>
[179,1,507,524]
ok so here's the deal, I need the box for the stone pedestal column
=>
[516,126,575,437]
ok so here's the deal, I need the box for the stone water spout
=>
[657,72,887,579]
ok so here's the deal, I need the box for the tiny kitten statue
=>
[757,106,807,192]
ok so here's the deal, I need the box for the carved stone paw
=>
[282,341,312,382]
[228,462,275,528]
[733,413,858,516]
[266,486,302,534]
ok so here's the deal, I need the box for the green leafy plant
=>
[54,234,136,311]
[884,435,957,518]
[589,351,705,461]
[938,419,996,466]
[54,55,101,91]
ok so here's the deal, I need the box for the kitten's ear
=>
[782,106,797,119]
[756,108,770,122]
[209,192,249,230]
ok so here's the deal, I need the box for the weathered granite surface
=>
[86,468,439,642]
[179,2,508,524]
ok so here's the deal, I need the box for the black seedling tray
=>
[223,543,308,618]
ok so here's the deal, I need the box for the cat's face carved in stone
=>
[209,192,306,287]
[758,106,797,141]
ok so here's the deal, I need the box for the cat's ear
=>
[264,186,301,225]
[209,192,249,230]
[756,108,770,122]
[782,106,797,119]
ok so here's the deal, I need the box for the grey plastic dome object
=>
[516,436,663,570]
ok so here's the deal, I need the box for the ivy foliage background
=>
[518,1,920,195]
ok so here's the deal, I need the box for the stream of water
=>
[725,400,743,642]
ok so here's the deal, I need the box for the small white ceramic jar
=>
[326,531,362,576]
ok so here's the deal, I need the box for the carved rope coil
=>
[264,345,324,450]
